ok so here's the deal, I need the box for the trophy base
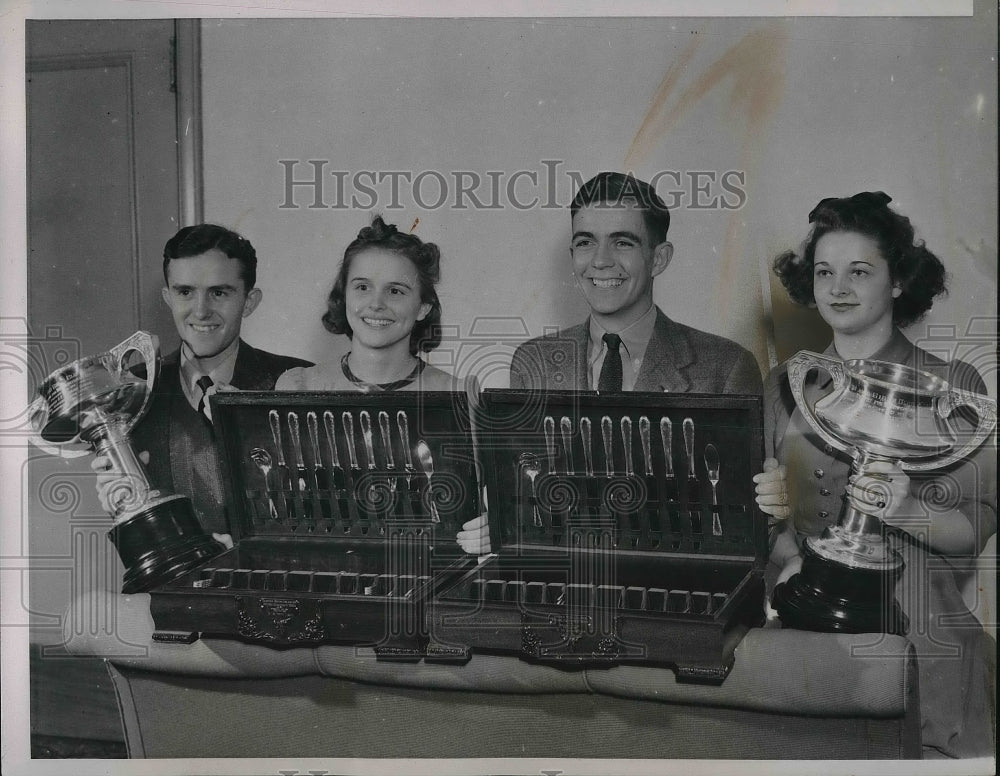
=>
[772,541,908,635]
[807,524,902,570]
[109,494,224,594]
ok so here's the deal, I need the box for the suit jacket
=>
[509,308,763,394]
[131,340,312,531]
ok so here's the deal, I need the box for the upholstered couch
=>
[65,591,921,760]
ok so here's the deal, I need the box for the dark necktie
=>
[195,375,214,420]
[597,333,623,392]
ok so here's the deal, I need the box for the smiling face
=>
[812,230,901,337]
[570,201,673,330]
[344,247,432,355]
[161,249,261,367]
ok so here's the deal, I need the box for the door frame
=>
[175,19,203,226]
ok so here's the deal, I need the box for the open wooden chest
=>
[148,391,479,660]
[426,389,767,682]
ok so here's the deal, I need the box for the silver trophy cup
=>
[772,350,997,633]
[28,331,223,593]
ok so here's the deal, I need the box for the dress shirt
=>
[587,304,658,391]
[179,339,239,412]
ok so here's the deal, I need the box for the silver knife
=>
[323,411,344,485]
[287,412,308,492]
[559,416,574,475]
[307,412,332,519]
[359,410,376,470]
[268,409,293,516]
[659,417,674,478]
[323,410,346,518]
[683,417,697,481]
[579,417,594,477]
[620,416,634,477]
[640,416,659,527]
[543,416,556,473]
[601,415,614,476]
[379,410,398,500]
[268,410,287,469]
[342,411,360,471]
[639,416,653,476]
[378,411,395,471]
[397,410,416,489]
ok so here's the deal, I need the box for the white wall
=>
[199,9,997,395]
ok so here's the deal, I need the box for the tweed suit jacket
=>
[509,308,763,395]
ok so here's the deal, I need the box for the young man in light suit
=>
[458,173,765,554]
[508,171,762,395]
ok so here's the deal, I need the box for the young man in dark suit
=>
[508,172,762,395]
[94,224,312,536]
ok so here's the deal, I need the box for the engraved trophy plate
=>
[773,350,997,633]
[27,331,223,592]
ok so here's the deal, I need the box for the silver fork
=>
[519,452,543,528]
[704,442,722,536]
[249,447,278,520]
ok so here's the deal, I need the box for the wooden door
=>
[25,19,194,642]
[27,19,186,359]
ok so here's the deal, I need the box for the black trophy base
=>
[772,541,908,635]
[109,496,224,594]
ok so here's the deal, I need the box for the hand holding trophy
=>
[28,331,224,593]
[772,350,997,633]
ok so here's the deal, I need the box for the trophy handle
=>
[903,386,998,472]
[26,395,92,458]
[107,331,160,437]
[787,351,852,457]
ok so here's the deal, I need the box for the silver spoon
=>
[519,452,543,528]
[414,439,441,523]
[704,443,722,536]
[249,447,279,520]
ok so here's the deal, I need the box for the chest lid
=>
[477,389,767,565]
[212,390,478,562]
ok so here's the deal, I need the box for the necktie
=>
[597,333,623,392]
[195,375,214,419]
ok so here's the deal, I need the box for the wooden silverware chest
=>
[148,391,478,661]
[427,390,767,683]
[149,388,766,681]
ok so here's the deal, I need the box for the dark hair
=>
[773,191,947,329]
[322,216,443,354]
[162,224,258,290]
[570,172,671,245]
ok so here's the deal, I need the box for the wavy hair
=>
[162,224,258,290]
[323,216,443,353]
[773,191,947,329]
[570,172,671,245]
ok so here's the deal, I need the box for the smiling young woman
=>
[753,191,996,758]
[275,217,461,394]
[274,217,489,555]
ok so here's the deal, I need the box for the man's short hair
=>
[570,172,671,245]
[162,224,258,290]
